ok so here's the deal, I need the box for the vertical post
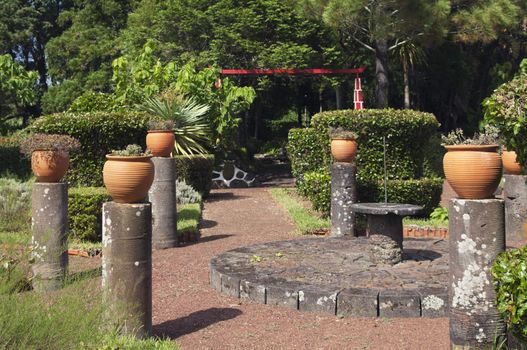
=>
[102,202,152,338]
[31,182,68,292]
[331,162,357,237]
[503,175,527,245]
[148,157,177,249]
[448,199,506,349]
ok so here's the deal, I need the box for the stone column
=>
[503,175,527,245]
[148,157,177,249]
[448,199,506,349]
[102,202,152,338]
[331,162,357,237]
[31,182,68,292]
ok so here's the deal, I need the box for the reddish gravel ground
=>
[152,187,449,350]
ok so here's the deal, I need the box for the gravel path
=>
[152,188,449,350]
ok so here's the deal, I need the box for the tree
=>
[0,54,38,126]
[300,0,450,108]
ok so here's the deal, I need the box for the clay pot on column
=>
[146,120,175,157]
[330,128,358,163]
[103,144,154,203]
[442,127,502,199]
[20,133,81,183]
[502,148,523,175]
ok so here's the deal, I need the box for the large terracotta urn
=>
[502,149,522,175]
[443,145,502,199]
[31,150,69,182]
[146,130,175,157]
[103,155,155,203]
[331,139,358,163]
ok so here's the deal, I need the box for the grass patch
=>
[177,203,201,236]
[0,230,31,246]
[403,217,448,228]
[269,188,330,234]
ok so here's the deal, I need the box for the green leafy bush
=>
[176,180,202,205]
[174,155,214,197]
[483,59,527,167]
[68,187,111,242]
[68,91,120,113]
[298,169,442,216]
[492,246,527,343]
[287,128,328,180]
[0,138,30,179]
[30,112,150,186]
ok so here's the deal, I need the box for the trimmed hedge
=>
[288,109,441,182]
[30,112,150,186]
[68,187,111,242]
[298,170,443,217]
[0,138,31,179]
[175,155,214,197]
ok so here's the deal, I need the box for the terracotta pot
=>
[103,155,154,203]
[443,145,502,199]
[502,149,522,175]
[146,130,175,157]
[331,139,358,163]
[31,150,69,182]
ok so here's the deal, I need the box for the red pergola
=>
[219,67,365,109]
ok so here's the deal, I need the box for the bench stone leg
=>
[367,214,403,265]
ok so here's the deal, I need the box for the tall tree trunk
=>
[375,39,389,108]
[403,58,410,109]
[335,85,342,109]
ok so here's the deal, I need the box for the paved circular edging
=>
[209,237,449,318]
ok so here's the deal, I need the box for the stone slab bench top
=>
[350,203,423,216]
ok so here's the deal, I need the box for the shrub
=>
[0,178,32,232]
[492,245,527,343]
[288,109,441,182]
[483,59,527,166]
[0,137,30,179]
[30,112,151,186]
[298,170,443,217]
[176,180,202,205]
[68,187,111,242]
[19,133,80,155]
[177,203,201,237]
[174,155,214,197]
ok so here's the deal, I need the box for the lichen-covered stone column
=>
[31,182,68,292]
[448,199,506,348]
[148,157,177,249]
[102,202,152,338]
[330,162,357,237]
[503,175,527,245]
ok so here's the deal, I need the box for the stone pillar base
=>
[31,182,68,292]
[503,175,527,244]
[330,162,357,237]
[449,199,506,348]
[148,157,177,249]
[102,202,152,338]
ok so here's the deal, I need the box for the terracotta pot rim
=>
[105,154,153,160]
[147,129,174,134]
[331,138,357,141]
[444,144,499,151]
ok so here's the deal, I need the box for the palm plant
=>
[138,93,211,156]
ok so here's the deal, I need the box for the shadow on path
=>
[205,192,249,203]
[153,308,243,339]
[200,219,218,229]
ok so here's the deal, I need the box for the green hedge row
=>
[68,187,111,242]
[288,109,441,182]
[175,155,214,198]
[0,139,30,179]
[30,112,150,186]
[298,170,443,217]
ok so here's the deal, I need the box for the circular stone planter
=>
[443,144,502,199]
[210,237,449,318]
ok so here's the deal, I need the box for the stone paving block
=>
[379,289,420,318]
[298,286,339,314]
[266,281,299,309]
[209,263,222,291]
[419,287,448,318]
[240,279,266,304]
[337,288,379,317]
[221,274,240,298]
